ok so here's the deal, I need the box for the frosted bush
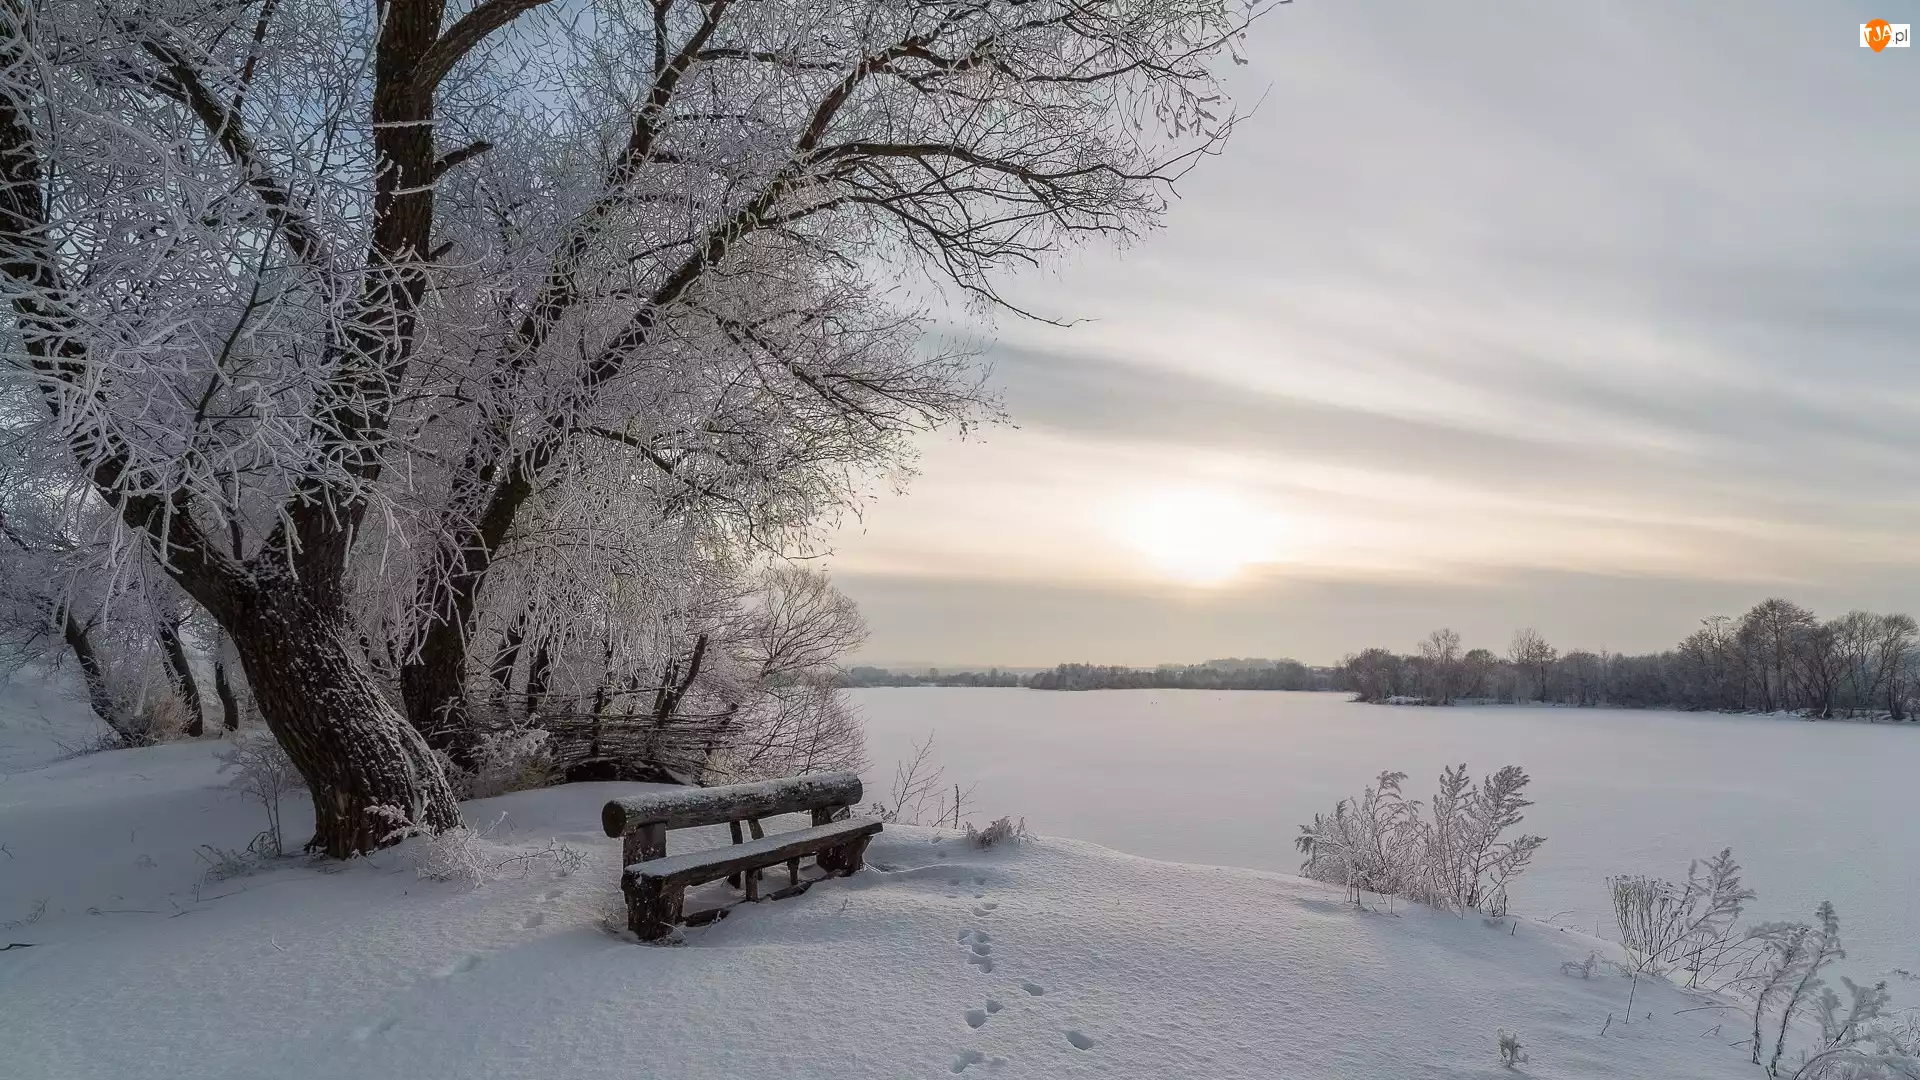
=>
[414,827,488,889]
[1496,1030,1528,1068]
[966,817,1029,849]
[1608,848,1752,988]
[446,724,554,799]
[1295,764,1544,914]
[1559,952,1600,979]
[216,730,307,855]
[868,734,976,828]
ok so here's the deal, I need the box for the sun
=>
[1117,489,1284,586]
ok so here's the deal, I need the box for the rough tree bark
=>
[156,616,205,737]
[213,654,242,732]
[202,571,460,855]
[60,609,124,737]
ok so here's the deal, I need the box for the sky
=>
[824,3,1920,669]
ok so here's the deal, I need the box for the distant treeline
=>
[841,666,1024,688]
[1338,598,1919,719]
[840,658,1336,692]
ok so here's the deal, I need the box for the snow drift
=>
[0,724,1771,1080]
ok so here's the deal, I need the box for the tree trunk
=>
[217,585,460,857]
[157,617,205,737]
[60,610,124,738]
[490,609,527,695]
[400,626,476,767]
[525,642,552,719]
[213,655,242,732]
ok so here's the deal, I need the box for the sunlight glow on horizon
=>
[1116,489,1289,587]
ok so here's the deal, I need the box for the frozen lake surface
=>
[853,687,1920,981]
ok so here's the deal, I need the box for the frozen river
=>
[853,687,1920,981]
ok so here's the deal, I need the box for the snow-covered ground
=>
[4,673,1772,1079]
[854,687,1920,983]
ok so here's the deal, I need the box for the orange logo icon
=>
[1866,18,1893,51]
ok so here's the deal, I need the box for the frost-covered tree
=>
[0,0,1267,853]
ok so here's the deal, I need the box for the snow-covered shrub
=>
[1496,1030,1528,1068]
[1609,848,1753,985]
[370,806,492,889]
[1560,952,1600,979]
[70,692,189,752]
[442,723,554,799]
[195,841,266,882]
[1295,770,1422,904]
[868,734,976,827]
[1295,764,1544,914]
[1750,903,1848,1076]
[491,837,589,879]
[966,817,1029,849]
[216,730,307,856]
[413,827,489,889]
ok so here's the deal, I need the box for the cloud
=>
[827,1,1920,663]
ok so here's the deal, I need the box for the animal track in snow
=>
[950,1049,986,1073]
[965,1008,988,1029]
[1065,1030,1095,1051]
[522,911,546,928]
[436,953,483,978]
[1020,981,1045,996]
[984,999,1003,1014]
[957,928,993,967]
[350,1017,399,1042]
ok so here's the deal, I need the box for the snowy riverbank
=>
[0,723,1770,1079]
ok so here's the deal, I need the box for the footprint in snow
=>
[971,902,998,917]
[950,1049,986,1073]
[1065,1030,1095,1051]
[967,952,995,974]
[1020,981,1045,996]
[436,953,483,978]
[965,1008,988,1029]
[522,911,546,929]
[350,1017,399,1042]
[541,887,564,901]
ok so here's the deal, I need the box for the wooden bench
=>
[601,772,882,941]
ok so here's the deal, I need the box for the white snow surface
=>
[853,687,1920,981]
[3,704,1763,1078]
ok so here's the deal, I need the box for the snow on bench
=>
[600,772,881,941]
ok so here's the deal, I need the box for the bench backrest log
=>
[601,772,864,839]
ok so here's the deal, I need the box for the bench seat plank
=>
[625,818,881,887]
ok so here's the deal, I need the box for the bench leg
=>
[623,873,683,942]
[623,823,665,868]
[727,820,746,888]
[787,857,801,889]
[838,834,872,876]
